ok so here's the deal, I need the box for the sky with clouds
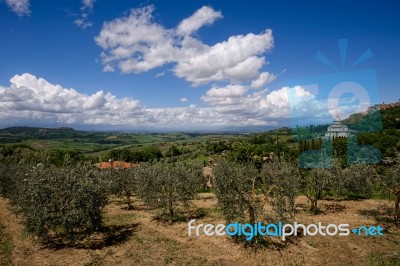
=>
[0,0,399,131]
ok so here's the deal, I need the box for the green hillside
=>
[343,105,400,157]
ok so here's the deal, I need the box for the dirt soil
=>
[0,194,399,266]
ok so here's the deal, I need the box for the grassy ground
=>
[0,195,400,265]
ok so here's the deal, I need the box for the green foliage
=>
[105,168,137,209]
[227,141,254,163]
[205,140,231,154]
[107,145,163,163]
[261,161,299,223]
[214,159,299,226]
[333,137,347,158]
[340,164,376,199]
[380,152,400,220]
[293,124,329,140]
[136,161,204,217]
[0,163,18,198]
[213,160,260,224]
[304,168,333,212]
[6,163,109,241]
[166,145,182,157]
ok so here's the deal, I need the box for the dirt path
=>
[0,195,399,265]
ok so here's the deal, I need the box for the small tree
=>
[381,152,400,221]
[261,160,299,223]
[106,167,137,209]
[304,168,333,212]
[136,161,203,218]
[340,163,376,199]
[10,162,109,241]
[213,160,260,224]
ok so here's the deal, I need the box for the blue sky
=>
[0,0,399,130]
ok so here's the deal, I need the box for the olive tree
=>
[261,160,299,223]
[213,160,260,224]
[106,167,137,209]
[136,161,204,218]
[0,162,19,198]
[381,152,400,221]
[340,163,376,199]
[304,168,333,212]
[10,163,109,241]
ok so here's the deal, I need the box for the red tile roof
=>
[96,161,138,169]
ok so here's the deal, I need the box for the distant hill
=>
[343,102,400,131]
[0,127,78,135]
[0,126,86,141]
[340,102,400,158]
[0,126,76,135]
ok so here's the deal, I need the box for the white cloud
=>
[176,6,222,36]
[180,97,188,103]
[251,72,276,89]
[95,5,274,86]
[0,73,332,129]
[200,84,327,125]
[103,64,115,73]
[82,0,95,9]
[201,85,247,105]
[5,0,30,16]
[74,18,93,29]
[155,72,166,78]
[95,6,177,72]
[74,0,96,29]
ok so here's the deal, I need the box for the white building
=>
[324,119,350,138]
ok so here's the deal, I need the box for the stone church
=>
[324,118,351,138]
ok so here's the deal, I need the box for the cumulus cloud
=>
[200,84,327,125]
[74,0,96,29]
[251,72,276,89]
[201,85,247,106]
[180,97,189,103]
[0,73,332,129]
[95,5,274,86]
[5,0,30,16]
[176,6,222,36]
[95,6,177,73]
[0,73,142,125]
